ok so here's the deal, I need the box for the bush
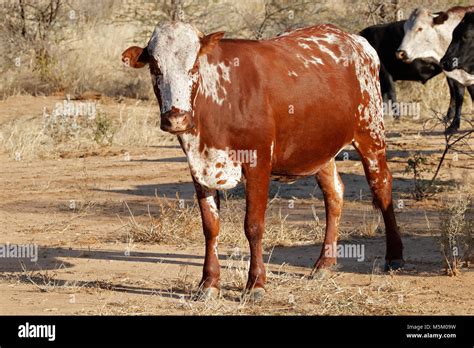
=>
[437,195,473,276]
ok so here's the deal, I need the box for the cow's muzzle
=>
[395,50,410,62]
[440,56,457,72]
[160,109,194,134]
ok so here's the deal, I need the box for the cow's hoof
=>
[242,287,265,303]
[309,257,337,279]
[309,265,337,280]
[312,257,336,270]
[196,287,219,301]
[384,259,405,272]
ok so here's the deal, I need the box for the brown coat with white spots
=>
[123,22,403,299]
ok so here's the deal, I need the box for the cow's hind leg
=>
[194,180,221,299]
[352,137,404,271]
[310,159,344,275]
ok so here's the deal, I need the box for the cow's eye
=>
[417,27,423,32]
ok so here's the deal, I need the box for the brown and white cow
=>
[396,6,474,133]
[122,22,404,300]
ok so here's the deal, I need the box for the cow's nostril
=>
[396,50,406,60]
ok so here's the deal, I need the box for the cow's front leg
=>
[194,180,221,299]
[445,77,465,134]
[243,169,270,301]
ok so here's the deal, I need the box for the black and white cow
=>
[441,12,474,86]
[397,6,474,133]
[360,20,466,122]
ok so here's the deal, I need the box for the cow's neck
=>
[437,8,473,61]
[195,47,232,116]
[178,45,244,190]
[191,44,235,137]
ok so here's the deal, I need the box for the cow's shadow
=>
[1,234,447,300]
[94,143,460,202]
[94,170,454,203]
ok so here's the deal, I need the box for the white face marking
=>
[270,142,274,159]
[179,133,242,190]
[444,69,474,86]
[147,22,201,113]
[399,8,464,62]
[197,55,231,105]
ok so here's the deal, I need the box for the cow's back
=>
[266,27,364,173]
[194,25,383,177]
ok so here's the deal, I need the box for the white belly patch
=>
[444,69,474,86]
[179,133,242,190]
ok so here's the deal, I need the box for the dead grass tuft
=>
[121,194,325,249]
[436,193,473,276]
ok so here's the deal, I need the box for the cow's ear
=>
[199,32,225,56]
[433,11,449,25]
[122,46,149,68]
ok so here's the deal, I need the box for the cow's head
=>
[441,13,474,73]
[396,8,450,63]
[122,22,224,134]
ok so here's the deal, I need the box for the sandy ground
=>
[0,95,472,315]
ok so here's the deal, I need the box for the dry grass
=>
[396,75,473,123]
[120,194,324,249]
[62,260,421,315]
[1,0,470,105]
[5,255,419,316]
[0,117,54,161]
[0,101,175,160]
[0,262,84,294]
[120,196,202,246]
[0,2,151,99]
[436,193,473,275]
[350,206,382,237]
[176,272,416,315]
